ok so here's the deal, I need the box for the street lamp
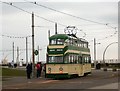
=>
[16,51,24,66]
[93,38,101,69]
[103,42,118,69]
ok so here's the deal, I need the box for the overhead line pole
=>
[17,46,19,66]
[26,37,28,65]
[12,42,14,68]
[32,12,35,78]
[38,45,39,62]
[94,38,96,69]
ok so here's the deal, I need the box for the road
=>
[2,69,119,91]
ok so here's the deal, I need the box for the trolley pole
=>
[32,12,35,78]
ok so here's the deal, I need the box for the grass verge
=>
[2,68,26,77]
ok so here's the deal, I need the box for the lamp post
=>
[103,42,118,68]
[16,51,24,66]
[93,38,101,69]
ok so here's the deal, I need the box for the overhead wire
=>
[1,34,32,39]
[24,0,117,40]
[1,1,117,42]
[0,48,42,52]
[88,29,118,43]
[24,0,117,30]
[0,1,86,38]
[0,1,66,27]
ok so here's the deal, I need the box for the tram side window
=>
[72,39,77,46]
[82,57,85,63]
[69,39,72,45]
[74,55,79,63]
[79,43,82,47]
[74,55,78,63]
[84,56,88,63]
[64,55,69,63]
[84,57,86,63]
[83,43,86,48]
[65,39,69,45]
[83,56,91,63]
[78,56,82,64]
[64,54,80,64]
[86,57,89,63]
[81,43,83,47]
[68,54,74,63]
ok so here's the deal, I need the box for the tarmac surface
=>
[1,69,120,91]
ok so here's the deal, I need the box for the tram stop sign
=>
[34,50,39,55]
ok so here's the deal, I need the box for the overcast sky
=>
[0,0,119,63]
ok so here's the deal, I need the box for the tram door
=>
[79,56,84,76]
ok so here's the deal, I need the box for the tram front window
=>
[50,39,64,45]
[48,56,63,63]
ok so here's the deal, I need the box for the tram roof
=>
[49,34,88,42]
[49,34,69,40]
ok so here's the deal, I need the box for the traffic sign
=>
[34,50,39,55]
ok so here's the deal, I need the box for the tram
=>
[46,33,91,79]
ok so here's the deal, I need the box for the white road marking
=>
[36,80,59,84]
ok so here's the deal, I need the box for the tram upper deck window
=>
[50,40,56,44]
[83,43,87,48]
[57,39,64,44]
[81,42,88,48]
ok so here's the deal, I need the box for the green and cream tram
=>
[46,34,91,79]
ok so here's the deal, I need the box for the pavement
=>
[88,82,118,89]
[2,71,46,85]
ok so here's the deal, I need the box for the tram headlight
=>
[59,67,63,73]
[48,67,51,73]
